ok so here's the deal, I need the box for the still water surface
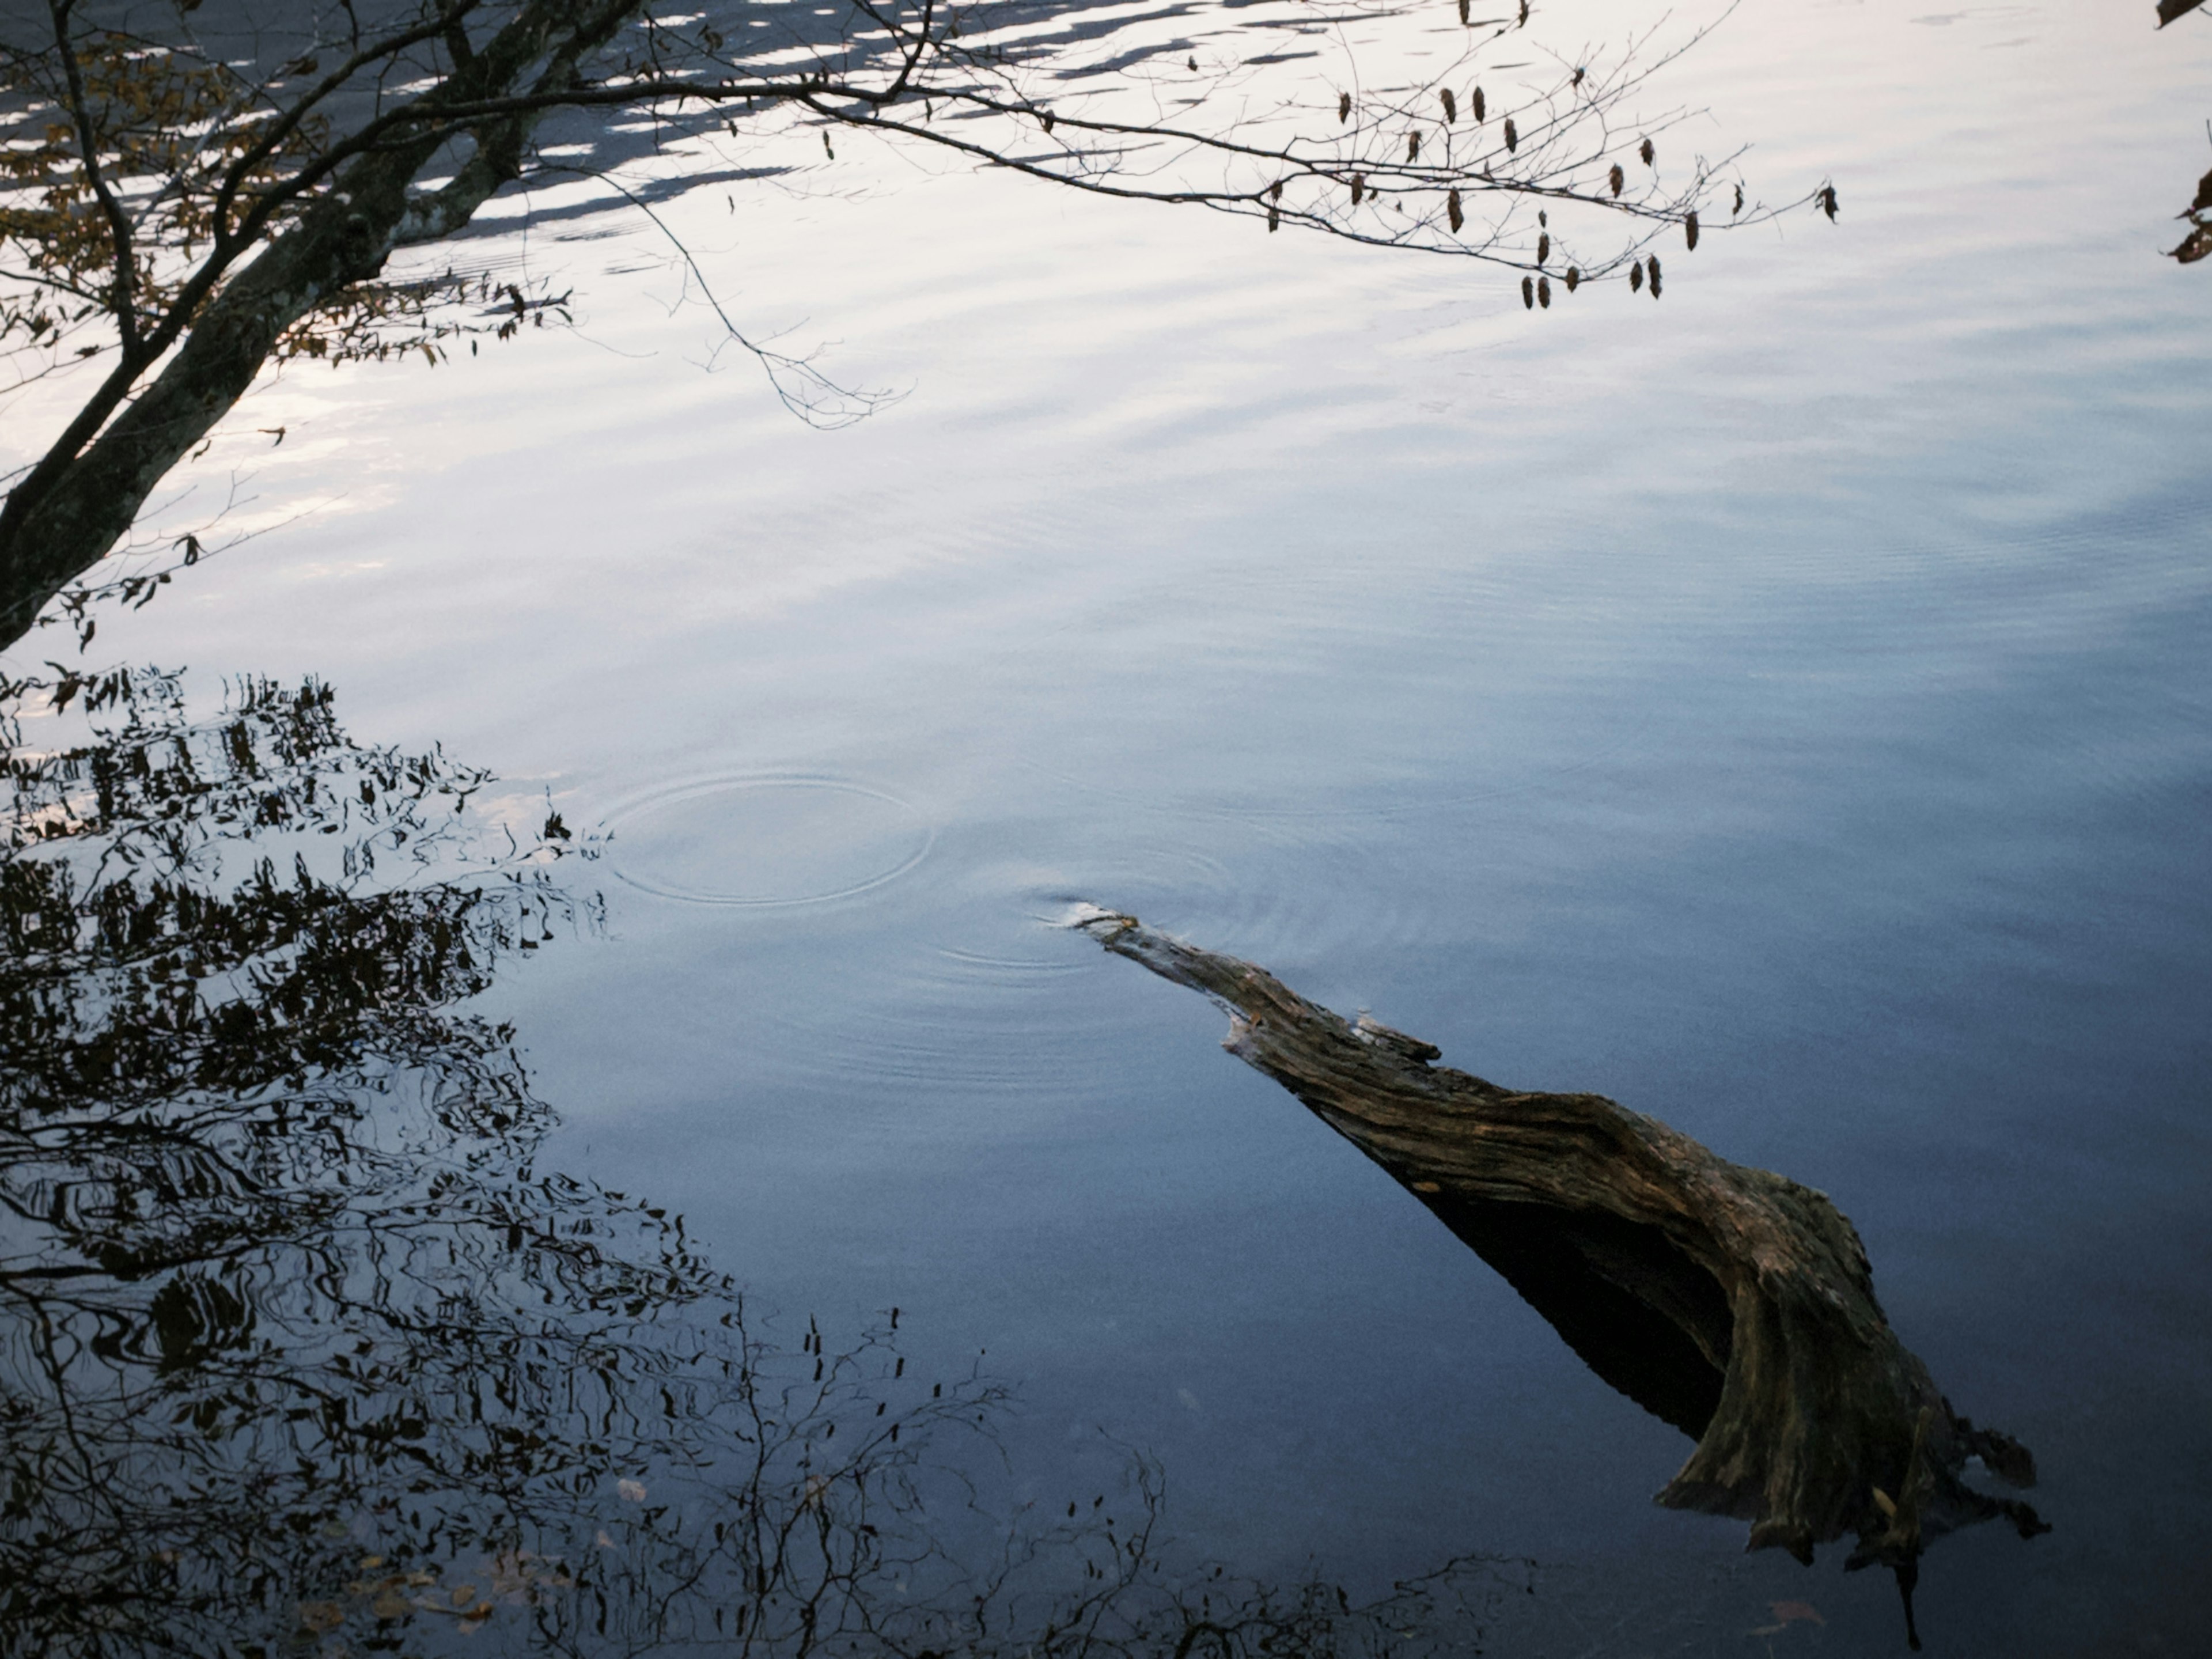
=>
[5,0,2210,1652]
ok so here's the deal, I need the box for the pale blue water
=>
[5,0,2209,1650]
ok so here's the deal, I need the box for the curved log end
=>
[1075,905,2049,1607]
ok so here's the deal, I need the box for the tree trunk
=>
[1075,907,2046,1641]
[0,0,643,650]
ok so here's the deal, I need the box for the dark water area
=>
[5,0,2211,1652]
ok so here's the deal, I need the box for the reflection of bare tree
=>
[1,668,1540,1658]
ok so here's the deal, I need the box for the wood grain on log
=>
[1074,907,2046,1639]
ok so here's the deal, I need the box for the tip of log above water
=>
[1071,906,2048,1642]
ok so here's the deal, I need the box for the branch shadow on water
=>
[1,665,1558,1658]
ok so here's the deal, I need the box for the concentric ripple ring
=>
[603,775,933,907]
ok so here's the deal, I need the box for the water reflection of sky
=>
[5,0,2210,1651]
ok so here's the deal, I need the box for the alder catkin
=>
[1647,254,1662,297]
[1684,211,1699,251]
[1537,275,1551,308]
[1522,275,1535,309]
[1472,86,1485,122]
[1503,117,1517,152]
[1448,188,1463,232]
[1339,91,1351,122]
[1608,162,1623,196]
[1536,231,1550,264]
[1441,88,1457,123]
[1630,261,1643,292]
[1564,266,1580,291]
[1640,135,1655,166]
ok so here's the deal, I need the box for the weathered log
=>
[1075,907,2046,1644]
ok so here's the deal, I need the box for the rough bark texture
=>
[1077,908,2047,1599]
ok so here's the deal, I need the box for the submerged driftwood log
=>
[1076,908,2046,1643]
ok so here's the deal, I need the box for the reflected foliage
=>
[0,668,1527,1657]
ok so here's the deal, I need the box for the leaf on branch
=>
[1351,175,1366,206]
[2171,222,2212,264]
[1733,182,1745,217]
[1442,88,1458,123]
[1407,131,1421,162]
[1503,118,1518,153]
[1339,92,1352,123]
[1641,136,1656,166]
[1630,260,1643,292]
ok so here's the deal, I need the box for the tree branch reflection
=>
[2,667,1546,1658]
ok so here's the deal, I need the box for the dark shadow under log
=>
[1076,907,2046,1635]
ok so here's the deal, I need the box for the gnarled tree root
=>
[1076,908,2046,1642]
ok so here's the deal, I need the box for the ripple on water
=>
[603,775,933,906]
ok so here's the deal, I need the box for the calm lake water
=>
[5,0,2210,1652]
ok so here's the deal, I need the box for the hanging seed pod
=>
[1537,275,1551,308]
[1448,188,1464,232]
[1472,85,1486,122]
[1647,254,1662,297]
[1339,90,1351,122]
[1441,88,1457,123]
[1608,162,1624,196]
[1564,265,1580,291]
[1630,260,1643,292]
[1407,131,1421,162]
[1732,181,1744,217]
[1459,0,1471,21]
[1536,231,1550,264]
[1351,175,1365,206]
[1639,135,1655,166]
[1503,117,1518,152]
[1684,211,1699,251]
[1521,275,1535,309]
